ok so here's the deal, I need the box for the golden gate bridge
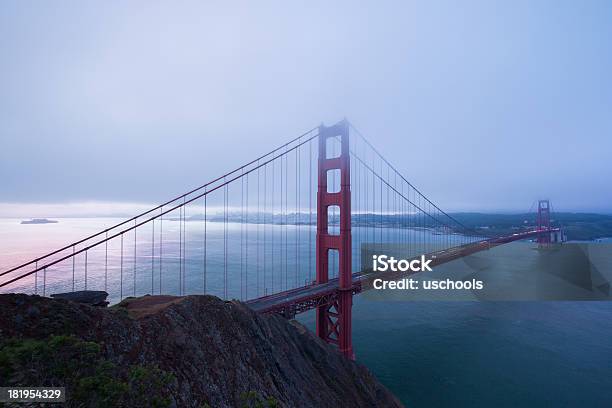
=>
[0,119,558,359]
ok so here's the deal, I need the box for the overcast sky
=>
[1,0,611,214]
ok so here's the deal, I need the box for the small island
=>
[20,218,58,225]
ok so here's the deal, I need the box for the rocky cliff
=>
[0,294,403,408]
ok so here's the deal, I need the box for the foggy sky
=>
[1,0,611,214]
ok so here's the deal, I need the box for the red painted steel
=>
[315,120,354,359]
[537,200,551,245]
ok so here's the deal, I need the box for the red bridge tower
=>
[537,199,551,246]
[316,120,354,359]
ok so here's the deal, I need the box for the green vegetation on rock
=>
[240,391,279,408]
[0,335,174,408]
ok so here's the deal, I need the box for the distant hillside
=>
[451,212,612,241]
[189,210,612,241]
[0,294,402,408]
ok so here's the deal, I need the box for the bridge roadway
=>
[246,229,558,317]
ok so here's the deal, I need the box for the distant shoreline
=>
[6,212,612,241]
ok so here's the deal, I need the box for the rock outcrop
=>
[0,294,403,408]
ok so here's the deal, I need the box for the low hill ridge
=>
[0,294,403,408]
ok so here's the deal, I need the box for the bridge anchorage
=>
[0,118,562,360]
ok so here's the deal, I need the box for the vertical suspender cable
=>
[298,140,301,283]
[372,151,375,245]
[400,181,403,247]
[263,164,266,295]
[257,163,260,297]
[271,157,275,293]
[309,138,312,284]
[203,193,207,294]
[179,207,182,295]
[241,174,244,300]
[245,174,249,299]
[295,145,299,286]
[85,250,88,290]
[72,245,75,292]
[379,160,382,245]
[120,233,124,300]
[133,219,137,296]
[279,154,283,290]
[285,149,288,288]
[224,181,228,299]
[151,218,154,295]
[183,197,187,295]
[105,232,108,292]
[387,165,390,243]
[159,208,163,295]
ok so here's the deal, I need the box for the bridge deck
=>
[246,229,556,317]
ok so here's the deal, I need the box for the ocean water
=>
[298,300,612,407]
[1,218,611,406]
[298,240,612,407]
